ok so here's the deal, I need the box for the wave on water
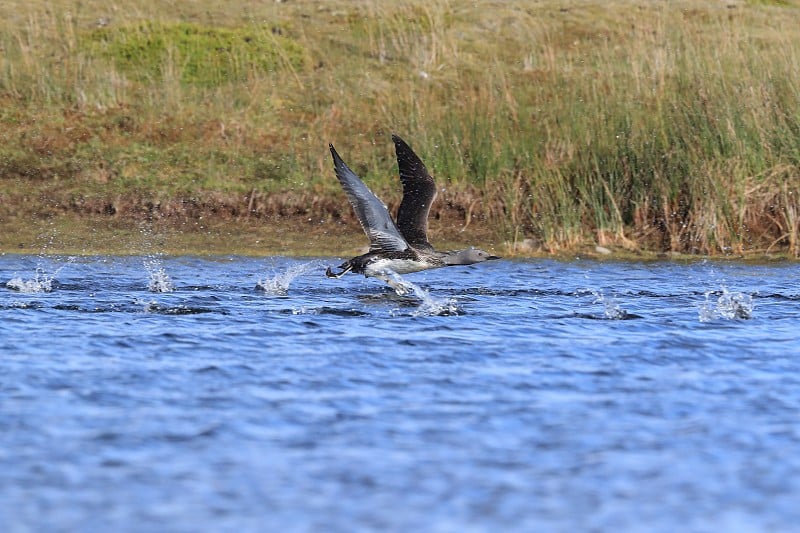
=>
[289,306,369,317]
[257,261,322,296]
[141,300,218,315]
[557,289,640,320]
[1,301,43,310]
[699,287,754,322]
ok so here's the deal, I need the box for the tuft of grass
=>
[80,21,309,87]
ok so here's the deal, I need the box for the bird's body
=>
[326,134,499,289]
[334,249,445,277]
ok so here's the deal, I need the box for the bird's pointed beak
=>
[487,255,501,260]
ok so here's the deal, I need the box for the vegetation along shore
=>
[1,0,799,258]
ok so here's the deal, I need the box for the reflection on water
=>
[1,255,799,532]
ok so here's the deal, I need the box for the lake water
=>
[1,254,799,532]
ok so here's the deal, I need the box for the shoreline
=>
[1,212,796,263]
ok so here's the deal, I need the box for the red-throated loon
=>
[326,134,499,290]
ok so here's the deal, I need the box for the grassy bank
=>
[1,0,800,257]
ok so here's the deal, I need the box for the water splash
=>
[411,289,461,317]
[5,228,76,293]
[257,261,321,295]
[591,289,629,320]
[144,256,174,293]
[699,287,754,322]
[6,257,75,293]
[6,269,56,293]
[376,268,415,297]
[380,270,461,317]
[137,222,174,292]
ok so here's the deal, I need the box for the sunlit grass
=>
[1,0,800,255]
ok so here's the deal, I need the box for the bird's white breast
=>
[365,258,434,276]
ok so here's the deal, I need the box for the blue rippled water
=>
[2,254,799,532]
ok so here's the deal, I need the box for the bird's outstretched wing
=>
[329,144,408,253]
[393,134,437,251]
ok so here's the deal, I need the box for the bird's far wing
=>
[329,144,408,253]
[393,134,437,251]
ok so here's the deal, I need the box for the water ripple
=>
[1,255,800,532]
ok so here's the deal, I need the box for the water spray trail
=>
[257,260,322,295]
[381,269,461,316]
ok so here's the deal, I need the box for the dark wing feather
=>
[329,144,408,253]
[392,134,437,251]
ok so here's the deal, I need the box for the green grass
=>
[1,0,800,256]
[81,21,308,87]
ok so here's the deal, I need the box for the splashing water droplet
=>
[380,269,461,316]
[6,270,54,293]
[5,257,74,293]
[257,261,322,295]
[378,269,415,297]
[698,294,717,323]
[144,256,174,293]
[412,289,461,317]
[592,289,628,320]
[716,287,753,320]
[699,286,753,322]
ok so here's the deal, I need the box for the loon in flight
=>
[326,134,499,289]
